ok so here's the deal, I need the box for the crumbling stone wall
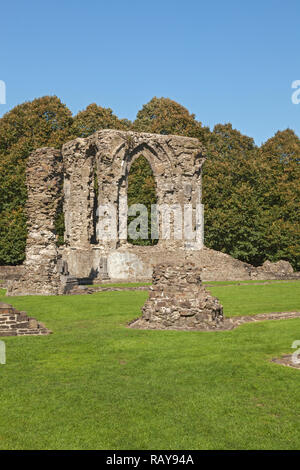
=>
[129,262,224,330]
[0,266,24,281]
[7,148,63,296]
[62,130,205,279]
[8,130,205,295]
[253,260,299,279]
[105,245,300,282]
[0,303,51,336]
[0,266,24,288]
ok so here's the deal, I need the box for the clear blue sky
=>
[0,0,299,145]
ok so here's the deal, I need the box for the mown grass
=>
[89,280,295,288]
[0,283,300,450]
[207,281,300,316]
[88,282,152,288]
[203,279,298,286]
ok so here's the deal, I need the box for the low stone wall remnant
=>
[129,262,224,331]
[0,303,51,337]
[0,266,24,281]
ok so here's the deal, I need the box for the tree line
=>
[0,96,299,270]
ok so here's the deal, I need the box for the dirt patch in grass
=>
[271,355,300,370]
[230,311,300,327]
[129,311,300,332]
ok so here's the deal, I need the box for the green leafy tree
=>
[203,125,300,270]
[202,124,268,264]
[0,96,73,264]
[71,103,131,138]
[258,129,300,269]
[133,96,209,140]
[127,155,157,245]
[0,95,73,154]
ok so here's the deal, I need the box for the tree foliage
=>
[71,103,131,138]
[202,124,262,263]
[133,96,209,140]
[258,130,300,269]
[203,125,300,270]
[0,96,73,264]
[127,155,157,245]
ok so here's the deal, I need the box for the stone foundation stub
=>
[129,262,224,330]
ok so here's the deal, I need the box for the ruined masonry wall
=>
[7,130,205,295]
[62,129,205,279]
[7,148,63,296]
[130,262,224,330]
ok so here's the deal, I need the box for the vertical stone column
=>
[7,148,63,296]
[62,139,96,247]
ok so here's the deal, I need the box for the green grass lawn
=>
[203,279,297,286]
[207,281,300,316]
[88,282,152,288]
[0,283,300,450]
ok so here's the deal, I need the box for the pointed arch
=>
[127,154,158,246]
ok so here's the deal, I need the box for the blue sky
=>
[0,0,299,145]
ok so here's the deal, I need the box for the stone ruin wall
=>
[7,148,64,296]
[7,130,205,295]
[94,244,300,283]
[129,262,224,331]
[0,266,24,288]
[61,130,205,281]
